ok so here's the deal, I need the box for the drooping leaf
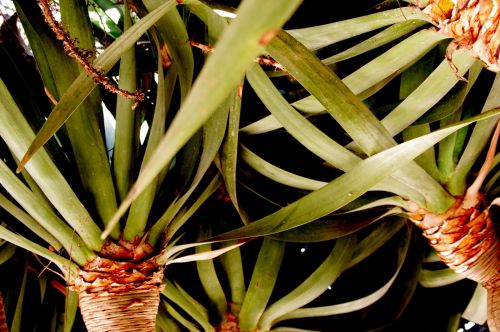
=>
[209,108,500,241]
[105,0,304,237]
[238,238,285,331]
[258,235,356,330]
[286,6,431,51]
[16,0,179,171]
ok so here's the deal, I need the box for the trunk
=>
[70,255,163,332]
[409,121,499,331]
[418,0,499,72]
[79,288,161,332]
[487,275,500,332]
[0,291,8,332]
[409,194,499,332]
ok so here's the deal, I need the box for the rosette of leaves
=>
[159,215,422,331]
[0,0,303,330]
[187,0,499,330]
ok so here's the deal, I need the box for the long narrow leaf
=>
[381,50,476,136]
[0,225,79,279]
[276,229,410,322]
[219,244,245,314]
[0,194,62,251]
[258,235,356,331]
[0,78,103,251]
[10,262,28,332]
[462,285,487,324]
[142,0,194,99]
[123,44,170,241]
[17,0,178,171]
[113,0,138,202]
[63,289,78,332]
[244,64,423,199]
[196,241,228,319]
[239,238,285,331]
[105,0,304,237]
[286,7,431,51]
[322,20,427,64]
[162,279,213,332]
[448,74,500,195]
[267,30,453,212]
[209,109,500,241]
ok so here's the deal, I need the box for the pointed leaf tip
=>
[16,153,31,173]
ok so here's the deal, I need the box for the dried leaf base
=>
[69,256,164,332]
[410,195,499,332]
[79,288,161,332]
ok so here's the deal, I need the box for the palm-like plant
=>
[0,0,498,331]
[197,0,500,330]
[0,0,302,330]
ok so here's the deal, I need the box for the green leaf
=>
[0,193,62,251]
[0,241,16,265]
[0,225,79,279]
[163,300,202,332]
[161,279,212,332]
[219,244,245,314]
[419,267,465,288]
[270,208,402,243]
[58,0,119,234]
[448,74,500,195]
[258,235,356,330]
[148,170,221,247]
[156,305,182,332]
[17,0,178,171]
[106,0,303,237]
[209,108,500,241]
[275,230,410,322]
[220,81,247,223]
[113,0,138,202]
[0,55,103,253]
[0,160,95,265]
[266,29,453,212]
[123,50,176,241]
[239,238,285,331]
[462,284,487,325]
[403,124,441,182]
[196,240,228,319]
[346,216,407,270]
[243,66,422,199]
[11,261,28,332]
[382,50,476,136]
[322,20,427,64]
[286,6,432,51]
[63,289,79,332]
[142,0,194,99]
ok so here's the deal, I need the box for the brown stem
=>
[0,291,8,332]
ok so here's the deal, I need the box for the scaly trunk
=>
[79,288,161,332]
[409,122,500,331]
[418,0,499,72]
[70,254,163,332]
[0,291,8,332]
[409,195,499,331]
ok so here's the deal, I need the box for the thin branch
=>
[38,0,144,102]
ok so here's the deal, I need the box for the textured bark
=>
[409,195,499,331]
[69,256,163,332]
[418,0,499,72]
[79,288,161,332]
[0,292,8,332]
[487,276,500,332]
